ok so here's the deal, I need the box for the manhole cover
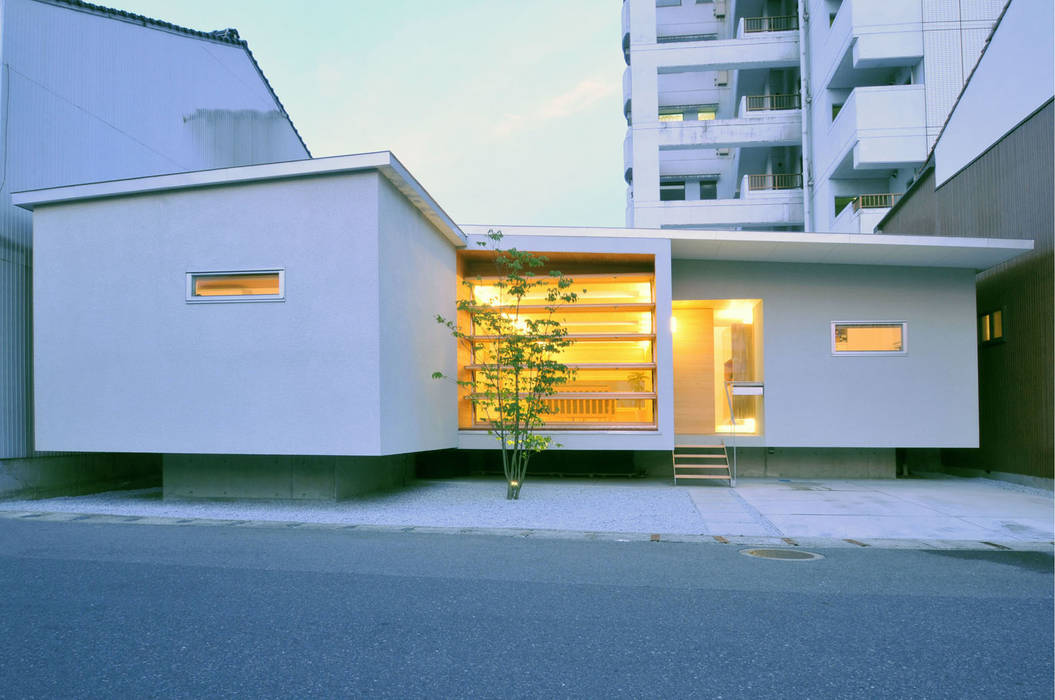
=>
[740,548,824,561]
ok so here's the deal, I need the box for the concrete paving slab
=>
[764,514,1004,541]
[0,474,1050,548]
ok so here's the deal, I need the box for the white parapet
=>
[636,34,799,72]
[830,204,889,234]
[824,85,927,176]
[820,0,923,86]
[653,112,801,150]
[633,192,805,229]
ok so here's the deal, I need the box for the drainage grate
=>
[740,548,824,561]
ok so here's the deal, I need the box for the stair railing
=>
[724,380,737,486]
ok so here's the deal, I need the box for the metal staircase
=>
[673,444,732,485]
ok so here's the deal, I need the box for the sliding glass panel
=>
[498,310,653,335]
[472,278,652,306]
[476,399,655,426]
[472,368,654,395]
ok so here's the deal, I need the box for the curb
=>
[1,509,1052,552]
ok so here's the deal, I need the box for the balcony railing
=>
[743,15,799,33]
[747,173,803,191]
[745,93,801,111]
[852,193,903,211]
[657,33,719,44]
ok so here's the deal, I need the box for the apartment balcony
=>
[830,194,903,233]
[623,66,632,108]
[736,15,799,38]
[825,85,927,177]
[654,105,801,150]
[623,130,633,173]
[634,173,804,229]
[643,16,799,72]
[821,0,923,88]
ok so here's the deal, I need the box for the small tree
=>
[435,230,578,500]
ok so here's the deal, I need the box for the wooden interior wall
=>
[673,308,715,434]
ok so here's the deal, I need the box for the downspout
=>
[797,0,813,231]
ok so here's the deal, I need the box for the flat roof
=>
[12,152,465,247]
[460,225,1032,272]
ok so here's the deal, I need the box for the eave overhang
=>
[459,225,1033,273]
[12,152,467,248]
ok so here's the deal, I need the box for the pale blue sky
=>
[106,0,627,227]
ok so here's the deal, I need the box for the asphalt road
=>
[0,518,1051,699]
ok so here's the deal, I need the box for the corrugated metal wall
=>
[0,0,310,459]
[882,101,1054,479]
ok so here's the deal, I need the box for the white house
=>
[12,153,1032,498]
[0,0,309,498]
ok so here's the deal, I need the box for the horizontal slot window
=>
[832,322,906,355]
[477,397,655,426]
[469,368,655,394]
[187,270,283,302]
[472,275,653,306]
[473,339,654,365]
[494,310,654,335]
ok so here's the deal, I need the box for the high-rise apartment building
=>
[622,0,1005,233]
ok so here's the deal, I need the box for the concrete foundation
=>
[162,454,415,500]
[638,447,897,479]
[0,453,161,500]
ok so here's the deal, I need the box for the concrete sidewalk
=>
[0,474,1050,549]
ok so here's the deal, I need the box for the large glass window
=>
[460,264,657,430]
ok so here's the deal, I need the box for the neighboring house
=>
[0,0,309,497]
[12,153,1031,499]
[877,0,1054,487]
[621,0,1005,232]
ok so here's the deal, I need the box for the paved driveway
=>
[0,473,1050,548]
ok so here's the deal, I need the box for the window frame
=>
[979,308,1006,345]
[186,269,285,304]
[830,321,908,356]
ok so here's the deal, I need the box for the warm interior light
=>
[193,273,279,296]
[670,315,678,333]
[714,301,755,325]
[715,418,756,433]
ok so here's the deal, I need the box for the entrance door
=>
[672,299,764,437]
[672,306,715,434]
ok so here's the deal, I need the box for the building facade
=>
[877,0,1054,486]
[622,0,1005,233]
[13,153,1031,498]
[0,0,309,497]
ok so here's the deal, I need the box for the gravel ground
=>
[0,477,711,534]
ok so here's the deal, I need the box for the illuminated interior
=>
[833,323,904,353]
[192,272,280,297]
[672,299,763,436]
[459,255,657,430]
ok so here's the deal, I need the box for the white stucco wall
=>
[32,172,418,456]
[377,177,459,455]
[672,260,979,447]
[935,0,1055,185]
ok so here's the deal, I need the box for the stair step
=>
[674,445,725,450]
[676,466,729,472]
[674,454,727,460]
[675,474,732,480]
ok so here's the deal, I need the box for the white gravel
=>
[0,477,710,534]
